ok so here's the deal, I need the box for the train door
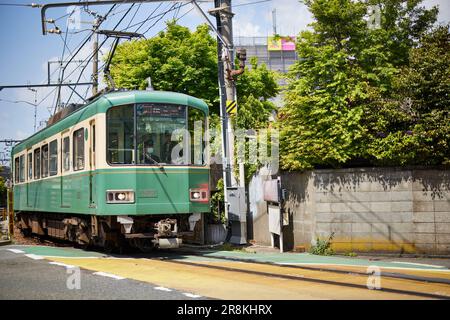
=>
[89,120,96,207]
[26,150,32,207]
[60,131,71,208]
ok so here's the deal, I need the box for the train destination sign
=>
[137,104,185,118]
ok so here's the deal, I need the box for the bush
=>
[309,233,335,256]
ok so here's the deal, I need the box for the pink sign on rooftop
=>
[281,37,296,51]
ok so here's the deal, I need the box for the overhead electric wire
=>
[63,2,136,106]
[0,3,39,7]
[54,2,125,112]
[127,2,164,33]
[234,0,272,7]
[141,3,178,35]
[55,1,188,108]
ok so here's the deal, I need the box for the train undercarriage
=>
[16,212,203,252]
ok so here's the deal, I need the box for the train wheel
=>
[20,228,31,237]
[104,240,116,254]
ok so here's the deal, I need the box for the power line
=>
[0,3,41,7]
[64,1,183,104]
[234,0,271,7]
[63,3,137,106]
[141,3,178,35]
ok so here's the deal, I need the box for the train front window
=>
[136,104,188,165]
[107,103,206,166]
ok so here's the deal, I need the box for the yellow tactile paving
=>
[46,256,450,300]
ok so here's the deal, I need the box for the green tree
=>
[278,0,439,170]
[110,22,279,121]
[110,22,219,112]
[0,167,6,207]
[366,25,450,165]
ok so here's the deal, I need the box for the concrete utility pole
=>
[92,0,100,95]
[212,0,247,244]
[27,88,38,132]
[92,20,99,96]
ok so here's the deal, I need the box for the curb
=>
[0,240,12,246]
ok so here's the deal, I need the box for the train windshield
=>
[107,103,206,166]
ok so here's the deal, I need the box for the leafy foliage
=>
[365,25,450,166]
[279,0,443,170]
[110,22,219,112]
[111,22,279,121]
[0,167,6,207]
[309,232,335,256]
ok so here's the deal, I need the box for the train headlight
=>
[189,188,209,203]
[107,190,135,204]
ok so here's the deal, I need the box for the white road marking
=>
[183,293,202,298]
[391,261,446,269]
[49,261,76,269]
[25,254,45,260]
[92,271,125,280]
[278,262,450,271]
[154,286,172,292]
[7,249,24,254]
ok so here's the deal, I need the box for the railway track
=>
[179,250,450,285]
[13,235,450,299]
[153,252,450,300]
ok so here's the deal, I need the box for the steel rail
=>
[175,249,450,286]
[156,257,450,300]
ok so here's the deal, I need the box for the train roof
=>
[12,90,209,155]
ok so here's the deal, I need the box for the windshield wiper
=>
[145,153,163,168]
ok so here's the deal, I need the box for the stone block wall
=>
[249,167,450,254]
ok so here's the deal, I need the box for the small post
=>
[7,187,14,240]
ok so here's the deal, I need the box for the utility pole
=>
[212,0,247,245]
[92,21,99,95]
[92,0,100,95]
[272,8,277,35]
[27,88,38,132]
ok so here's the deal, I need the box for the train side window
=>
[73,128,85,171]
[63,136,70,171]
[19,155,25,182]
[41,144,49,178]
[49,140,58,176]
[14,157,20,183]
[107,105,134,164]
[188,107,206,165]
[34,149,41,179]
[28,152,32,180]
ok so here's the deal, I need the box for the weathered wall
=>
[249,167,450,254]
[248,172,272,245]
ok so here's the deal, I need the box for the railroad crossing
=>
[2,244,450,300]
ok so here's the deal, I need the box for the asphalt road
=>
[0,248,204,300]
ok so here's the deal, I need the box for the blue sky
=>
[0,0,449,148]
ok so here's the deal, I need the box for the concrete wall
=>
[249,167,450,254]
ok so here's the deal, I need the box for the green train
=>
[11,90,210,251]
